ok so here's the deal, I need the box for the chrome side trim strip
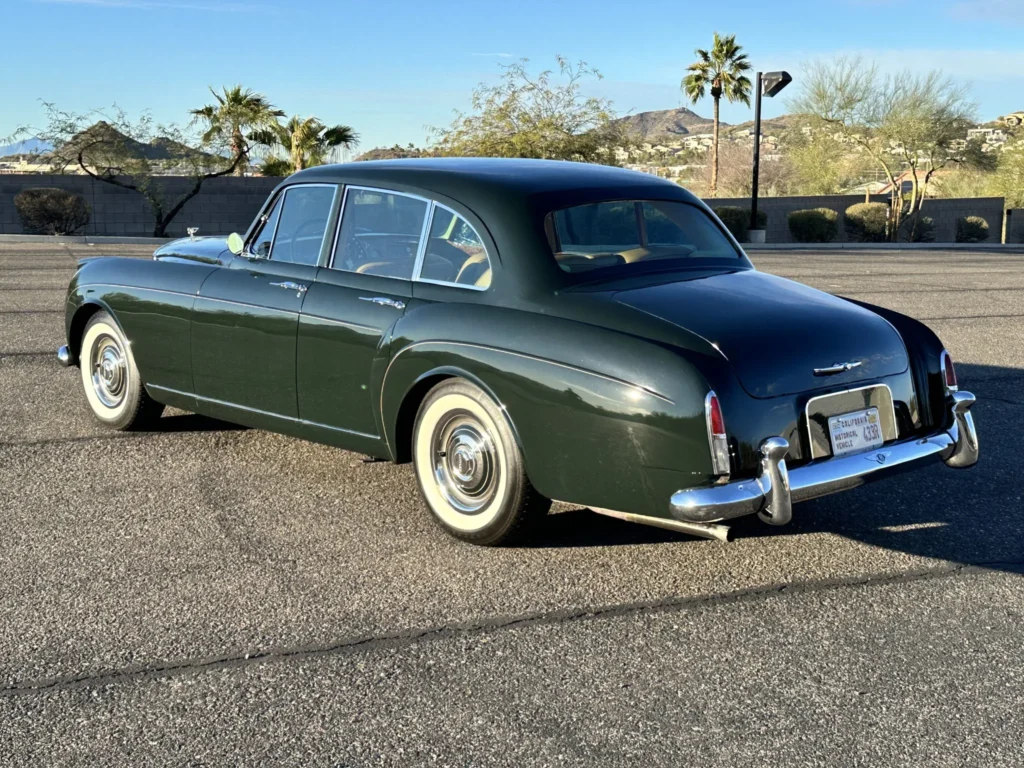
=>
[79,284,194,298]
[147,385,379,440]
[197,295,300,315]
[299,313,377,332]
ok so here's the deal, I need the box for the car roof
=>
[289,157,699,203]
[284,158,715,300]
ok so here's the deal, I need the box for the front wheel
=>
[412,379,550,546]
[79,311,164,430]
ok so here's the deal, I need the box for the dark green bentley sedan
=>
[58,158,978,545]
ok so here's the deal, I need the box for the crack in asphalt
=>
[1,560,1020,700]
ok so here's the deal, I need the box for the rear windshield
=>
[546,200,741,274]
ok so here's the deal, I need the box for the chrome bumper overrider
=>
[57,345,71,367]
[671,391,978,526]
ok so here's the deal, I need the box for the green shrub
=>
[14,188,90,235]
[956,216,989,243]
[899,215,935,243]
[713,206,767,242]
[844,202,889,242]
[787,208,838,243]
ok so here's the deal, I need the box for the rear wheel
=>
[412,378,550,545]
[79,311,164,430]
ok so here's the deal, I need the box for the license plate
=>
[828,407,884,457]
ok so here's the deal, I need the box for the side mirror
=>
[227,232,245,255]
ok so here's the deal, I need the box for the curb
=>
[0,235,177,245]
[745,242,1024,251]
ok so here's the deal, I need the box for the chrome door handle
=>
[270,281,308,298]
[359,296,406,310]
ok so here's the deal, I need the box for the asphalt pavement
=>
[1,243,1022,766]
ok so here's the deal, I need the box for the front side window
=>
[420,206,491,289]
[248,195,283,258]
[270,185,337,266]
[332,188,428,280]
[549,200,741,274]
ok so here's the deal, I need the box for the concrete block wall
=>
[0,174,280,237]
[707,195,1007,243]
[0,173,1013,243]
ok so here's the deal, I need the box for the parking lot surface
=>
[1,243,1022,766]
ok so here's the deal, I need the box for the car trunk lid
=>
[613,270,908,398]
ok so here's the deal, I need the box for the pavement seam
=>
[1,560,1020,699]
[0,351,52,359]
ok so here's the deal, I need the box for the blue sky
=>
[2,0,1023,150]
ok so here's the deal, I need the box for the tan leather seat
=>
[356,260,401,277]
[456,252,489,286]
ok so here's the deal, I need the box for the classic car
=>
[58,158,979,545]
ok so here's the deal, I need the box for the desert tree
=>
[431,56,632,163]
[682,33,752,197]
[17,103,243,237]
[251,115,359,176]
[190,85,283,175]
[704,140,795,198]
[790,57,976,239]
[786,128,859,195]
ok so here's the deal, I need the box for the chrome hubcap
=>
[90,334,127,408]
[432,413,499,514]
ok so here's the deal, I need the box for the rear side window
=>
[419,205,491,289]
[549,200,741,274]
[331,188,428,280]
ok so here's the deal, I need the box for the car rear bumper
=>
[670,391,978,525]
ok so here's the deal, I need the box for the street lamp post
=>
[750,70,792,238]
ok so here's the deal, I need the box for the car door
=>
[296,186,428,444]
[191,183,339,421]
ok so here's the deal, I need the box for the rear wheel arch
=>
[389,366,526,466]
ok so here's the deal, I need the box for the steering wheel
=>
[342,233,372,270]
[280,218,327,264]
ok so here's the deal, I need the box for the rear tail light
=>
[705,391,731,477]
[940,350,958,392]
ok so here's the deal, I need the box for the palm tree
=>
[190,86,283,175]
[682,33,752,197]
[252,115,359,176]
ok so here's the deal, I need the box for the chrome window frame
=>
[243,192,284,260]
[327,185,432,282]
[243,182,338,265]
[327,186,491,291]
[414,202,491,292]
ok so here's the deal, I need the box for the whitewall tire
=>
[412,378,549,545]
[79,311,163,430]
